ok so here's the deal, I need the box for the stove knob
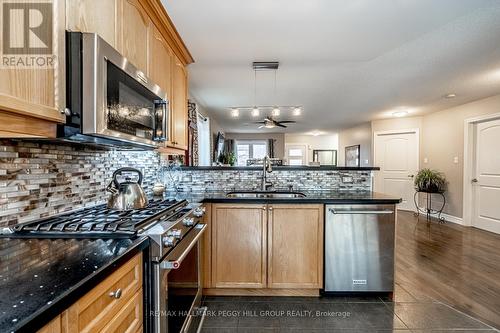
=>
[193,207,205,217]
[167,229,182,239]
[163,236,175,247]
[183,217,195,226]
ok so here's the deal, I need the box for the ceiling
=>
[162,0,500,134]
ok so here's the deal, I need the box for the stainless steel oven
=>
[62,32,168,148]
[152,222,207,333]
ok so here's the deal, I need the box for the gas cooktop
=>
[1,199,189,239]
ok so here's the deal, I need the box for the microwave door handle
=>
[159,224,206,270]
[153,99,168,141]
[163,100,169,142]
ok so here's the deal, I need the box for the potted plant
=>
[218,152,236,166]
[414,168,447,193]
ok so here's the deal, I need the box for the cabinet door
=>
[117,0,150,74]
[65,253,142,332]
[268,204,324,289]
[149,24,174,146]
[0,0,66,135]
[170,55,188,150]
[65,0,117,47]
[212,204,267,288]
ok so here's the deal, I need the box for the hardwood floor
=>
[395,210,500,329]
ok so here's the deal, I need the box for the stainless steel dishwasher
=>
[324,204,395,293]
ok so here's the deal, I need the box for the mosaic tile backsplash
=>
[0,140,160,227]
[1,139,372,227]
[173,169,373,193]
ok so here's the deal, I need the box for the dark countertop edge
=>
[15,237,149,333]
[200,198,402,204]
[179,166,380,171]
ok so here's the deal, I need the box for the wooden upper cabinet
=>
[170,55,188,149]
[65,0,192,151]
[268,204,324,289]
[117,0,151,75]
[66,0,117,48]
[212,204,267,288]
[0,0,66,137]
[149,24,174,146]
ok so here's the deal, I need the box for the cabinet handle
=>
[268,206,273,211]
[109,288,122,299]
[262,206,266,211]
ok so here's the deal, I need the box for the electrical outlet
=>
[453,156,459,164]
[423,157,428,164]
[342,176,353,183]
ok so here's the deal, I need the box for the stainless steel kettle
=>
[106,167,149,210]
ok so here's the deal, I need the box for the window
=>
[235,140,268,166]
[285,144,307,165]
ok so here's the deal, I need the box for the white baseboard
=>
[440,212,463,225]
[412,207,463,225]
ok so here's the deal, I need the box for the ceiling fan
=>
[255,117,296,129]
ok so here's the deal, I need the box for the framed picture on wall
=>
[312,150,337,166]
[345,145,360,167]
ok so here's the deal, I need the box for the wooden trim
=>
[140,0,194,65]
[203,288,320,297]
[157,146,186,155]
[0,95,64,123]
[0,111,57,138]
[201,203,212,288]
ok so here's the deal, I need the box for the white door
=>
[473,119,500,234]
[285,144,307,165]
[374,131,419,210]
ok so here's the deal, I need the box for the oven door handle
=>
[159,223,206,270]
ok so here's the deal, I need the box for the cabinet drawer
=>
[101,290,143,333]
[66,253,142,333]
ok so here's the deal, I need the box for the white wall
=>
[338,122,372,166]
[284,133,339,164]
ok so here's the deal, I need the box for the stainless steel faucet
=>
[261,156,273,191]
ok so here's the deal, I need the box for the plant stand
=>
[413,191,446,227]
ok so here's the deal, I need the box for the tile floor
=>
[200,286,498,332]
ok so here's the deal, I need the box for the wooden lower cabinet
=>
[212,204,267,288]
[37,314,63,333]
[268,204,323,289]
[207,203,324,294]
[37,253,143,333]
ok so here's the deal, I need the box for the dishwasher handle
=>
[328,208,394,215]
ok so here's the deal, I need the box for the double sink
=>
[226,191,306,198]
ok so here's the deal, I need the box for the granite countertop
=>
[164,190,402,205]
[0,236,149,333]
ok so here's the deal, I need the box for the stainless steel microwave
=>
[59,32,168,149]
